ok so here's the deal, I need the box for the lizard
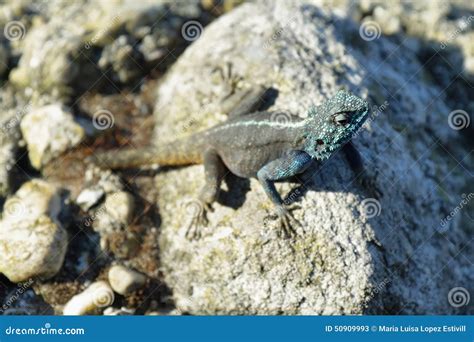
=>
[88,88,374,239]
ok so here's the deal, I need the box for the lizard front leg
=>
[257,150,312,238]
[186,149,226,240]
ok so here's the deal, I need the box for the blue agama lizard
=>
[89,89,374,239]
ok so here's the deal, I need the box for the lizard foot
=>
[184,199,210,240]
[275,205,302,239]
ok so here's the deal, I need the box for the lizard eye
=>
[315,139,325,150]
[333,112,349,126]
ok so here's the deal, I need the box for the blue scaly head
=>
[303,90,369,160]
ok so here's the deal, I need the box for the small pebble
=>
[108,265,147,295]
[76,187,105,211]
[63,281,115,315]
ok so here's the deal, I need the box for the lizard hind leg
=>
[185,149,227,240]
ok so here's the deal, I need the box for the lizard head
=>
[304,90,369,160]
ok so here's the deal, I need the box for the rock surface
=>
[62,281,115,315]
[108,265,147,295]
[0,179,68,282]
[7,0,209,103]
[0,0,471,316]
[152,1,473,314]
[20,104,85,169]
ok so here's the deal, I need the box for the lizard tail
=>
[88,147,162,169]
[88,139,203,169]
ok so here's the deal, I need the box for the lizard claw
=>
[184,199,209,240]
[275,205,301,239]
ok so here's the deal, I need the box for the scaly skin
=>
[90,90,372,239]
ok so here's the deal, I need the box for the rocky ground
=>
[0,0,472,315]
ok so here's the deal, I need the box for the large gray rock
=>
[153,1,472,314]
[0,179,68,282]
